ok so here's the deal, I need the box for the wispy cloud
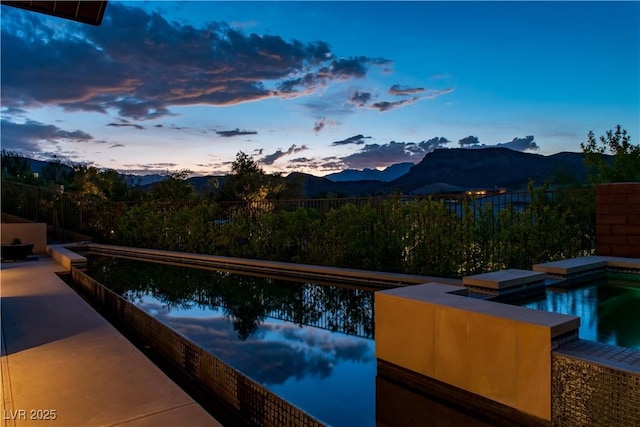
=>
[154,124,187,131]
[347,85,452,112]
[424,87,455,99]
[261,144,309,165]
[216,129,258,138]
[277,56,391,99]
[331,134,371,146]
[370,97,419,112]
[388,84,425,96]
[290,157,310,164]
[107,119,145,130]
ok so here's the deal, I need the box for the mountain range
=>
[288,148,591,197]
[20,148,593,198]
[389,148,589,193]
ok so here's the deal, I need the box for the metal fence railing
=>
[1,180,119,240]
[2,180,596,276]
[1,179,592,224]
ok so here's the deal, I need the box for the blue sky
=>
[1,1,638,176]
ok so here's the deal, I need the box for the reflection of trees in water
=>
[524,286,598,326]
[87,255,374,340]
[523,281,640,349]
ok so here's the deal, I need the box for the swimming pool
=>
[85,254,376,427]
[68,246,640,426]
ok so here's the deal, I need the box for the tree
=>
[581,125,640,184]
[70,164,103,198]
[41,155,72,185]
[1,150,38,184]
[232,151,263,177]
[219,152,274,202]
[98,168,135,201]
[149,169,197,202]
[69,164,133,201]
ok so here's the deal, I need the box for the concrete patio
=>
[1,255,222,427]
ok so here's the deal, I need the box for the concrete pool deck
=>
[1,255,221,427]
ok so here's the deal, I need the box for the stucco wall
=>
[375,283,579,421]
[1,222,47,253]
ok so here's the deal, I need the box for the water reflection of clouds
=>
[277,326,373,363]
[139,299,375,385]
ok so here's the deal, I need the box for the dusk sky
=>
[1,1,638,177]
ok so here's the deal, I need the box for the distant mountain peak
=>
[325,162,413,182]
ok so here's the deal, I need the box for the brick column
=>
[596,182,640,257]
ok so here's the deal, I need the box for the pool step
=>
[463,269,546,301]
[534,255,640,285]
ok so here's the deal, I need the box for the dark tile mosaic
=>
[552,342,640,426]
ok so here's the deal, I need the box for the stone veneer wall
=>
[596,182,640,257]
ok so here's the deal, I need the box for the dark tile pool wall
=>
[542,257,640,422]
[70,267,325,427]
[552,349,640,426]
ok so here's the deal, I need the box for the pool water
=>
[86,254,376,427]
[522,277,640,350]
[83,254,640,425]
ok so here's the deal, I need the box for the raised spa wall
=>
[375,279,579,424]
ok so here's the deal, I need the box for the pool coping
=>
[379,282,580,338]
[58,242,462,287]
[554,339,640,375]
[533,255,640,277]
[464,269,547,290]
